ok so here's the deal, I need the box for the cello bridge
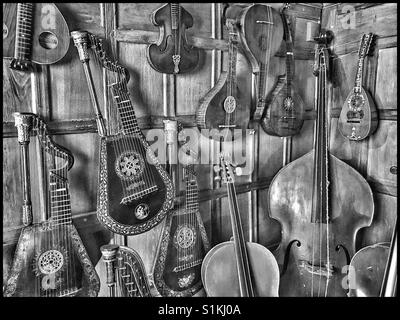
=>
[299,260,335,278]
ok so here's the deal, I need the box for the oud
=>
[3,3,69,70]
[147,3,199,74]
[268,31,374,296]
[71,31,174,236]
[4,113,100,297]
[196,18,249,141]
[260,4,305,137]
[338,33,378,141]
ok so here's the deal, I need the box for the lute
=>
[338,33,378,141]
[4,113,100,297]
[71,31,174,236]
[3,3,69,70]
[196,18,250,141]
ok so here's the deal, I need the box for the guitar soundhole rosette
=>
[174,224,196,250]
[223,96,236,114]
[115,151,144,181]
[37,250,64,274]
[348,94,365,112]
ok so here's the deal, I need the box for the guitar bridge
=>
[120,185,158,205]
[218,125,237,128]
[173,259,203,273]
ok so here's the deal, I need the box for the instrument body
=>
[72,31,174,236]
[201,155,279,296]
[338,33,378,141]
[348,243,389,297]
[3,3,69,70]
[260,5,305,137]
[4,113,100,297]
[196,19,249,140]
[147,3,199,74]
[100,244,153,297]
[268,32,374,297]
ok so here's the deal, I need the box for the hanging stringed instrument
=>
[259,4,305,137]
[153,135,210,297]
[100,244,152,297]
[232,4,283,124]
[4,113,100,297]
[196,18,250,141]
[147,3,199,74]
[267,31,375,296]
[201,154,279,296]
[71,31,174,236]
[348,218,397,297]
[338,33,378,141]
[3,3,69,70]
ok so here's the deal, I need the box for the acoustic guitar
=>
[3,3,69,70]
[4,113,100,297]
[338,33,378,141]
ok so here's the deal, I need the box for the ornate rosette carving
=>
[97,135,174,235]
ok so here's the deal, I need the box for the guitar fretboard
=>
[226,20,239,98]
[49,174,72,226]
[15,3,34,61]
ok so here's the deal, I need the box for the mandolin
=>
[4,113,100,297]
[147,3,199,74]
[267,31,375,296]
[3,3,70,70]
[201,154,279,296]
[71,31,174,236]
[338,33,378,141]
[260,4,305,137]
[196,18,249,141]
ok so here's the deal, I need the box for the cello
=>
[267,31,375,296]
[201,154,279,296]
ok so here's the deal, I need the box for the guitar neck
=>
[185,169,199,213]
[226,20,239,98]
[354,56,365,93]
[170,3,180,30]
[111,84,141,135]
[282,9,294,94]
[15,3,34,61]
[49,175,72,226]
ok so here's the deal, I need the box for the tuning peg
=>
[234,167,243,176]
[213,165,222,173]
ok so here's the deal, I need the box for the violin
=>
[259,4,305,137]
[147,3,199,74]
[348,219,397,297]
[267,31,375,296]
[201,154,279,296]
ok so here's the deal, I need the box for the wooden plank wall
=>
[321,3,397,248]
[3,2,396,294]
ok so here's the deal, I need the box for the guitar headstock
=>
[358,33,375,58]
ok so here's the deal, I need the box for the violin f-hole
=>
[335,244,351,267]
[281,239,301,276]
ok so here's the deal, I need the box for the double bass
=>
[268,31,375,296]
[201,154,279,296]
[147,3,199,74]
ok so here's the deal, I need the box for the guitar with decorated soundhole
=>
[3,3,69,70]
[338,33,378,141]
[71,31,174,236]
[4,113,100,297]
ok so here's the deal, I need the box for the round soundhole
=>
[283,97,294,111]
[174,224,196,249]
[38,250,64,274]
[115,151,144,181]
[348,94,365,111]
[38,31,58,50]
[134,203,149,220]
[223,96,236,114]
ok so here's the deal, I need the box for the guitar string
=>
[324,60,330,298]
